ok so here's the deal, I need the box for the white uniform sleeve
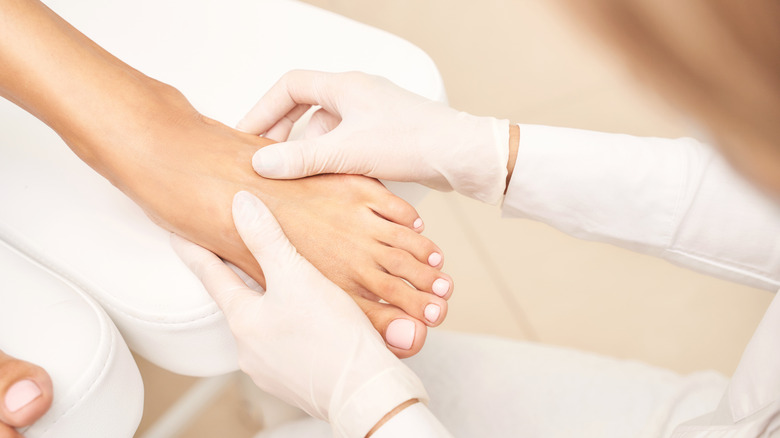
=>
[370,403,453,438]
[503,124,780,291]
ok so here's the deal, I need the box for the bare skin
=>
[0,0,454,346]
[506,124,520,192]
[101,91,452,345]
[0,0,452,433]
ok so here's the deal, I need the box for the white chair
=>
[0,0,446,436]
[0,241,143,437]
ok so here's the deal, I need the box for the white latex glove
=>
[237,70,511,205]
[171,191,428,438]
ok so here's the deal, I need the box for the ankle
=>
[60,78,197,170]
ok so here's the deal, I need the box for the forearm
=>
[503,125,780,290]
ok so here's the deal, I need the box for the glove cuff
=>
[370,402,452,438]
[331,363,429,438]
[449,115,510,204]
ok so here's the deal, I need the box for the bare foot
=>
[74,85,453,357]
[0,0,448,358]
[0,350,52,437]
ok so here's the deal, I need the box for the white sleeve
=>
[370,402,452,438]
[503,124,780,291]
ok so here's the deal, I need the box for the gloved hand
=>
[171,191,428,438]
[238,70,511,204]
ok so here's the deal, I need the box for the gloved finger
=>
[304,108,341,139]
[224,261,264,293]
[231,191,301,285]
[236,70,342,135]
[170,234,258,317]
[263,103,312,142]
[251,132,353,179]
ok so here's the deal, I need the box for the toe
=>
[368,191,424,232]
[362,269,448,327]
[355,298,428,358]
[378,222,444,269]
[0,351,53,428]
[377,247,453,300]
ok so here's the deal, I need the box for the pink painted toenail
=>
[386,319,415,350]
[5,379,41,413]
[424,304,441,323]
[427,252,442,267]
[413,218,423,229]
[432,278,450,297]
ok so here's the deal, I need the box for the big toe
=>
[0,350,53,428]
[356,299,428,359]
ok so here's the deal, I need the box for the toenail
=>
[5,379,41,413]
[432,278,450,297]
[424,304,441,323]
[427,252,442,267]
[413,218,423,229]
[386,319,415,350]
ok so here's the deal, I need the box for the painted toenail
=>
[5,379,41,413]
[427,252,442,267]
[432,278,450,297]
[424,304,441,323]
[386,319,415,350]
[413,218,423,229]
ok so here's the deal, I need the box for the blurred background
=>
[134,1,774,436]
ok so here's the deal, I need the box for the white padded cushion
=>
[0,241,143,438]
[0,0,444,375]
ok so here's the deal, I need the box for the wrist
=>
[365,401,451,438]
[505,124,520,193]
[451,115,510,204]
[366,399,419,437]
[330,364,428,438]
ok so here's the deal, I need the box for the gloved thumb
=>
[170,233,258,318]
[252,139,342,179]
[232,191,299,284]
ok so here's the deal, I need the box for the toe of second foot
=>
[0,354,53,428]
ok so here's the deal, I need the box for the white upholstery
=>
[0,241,143,438]
[0,0,445,376]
